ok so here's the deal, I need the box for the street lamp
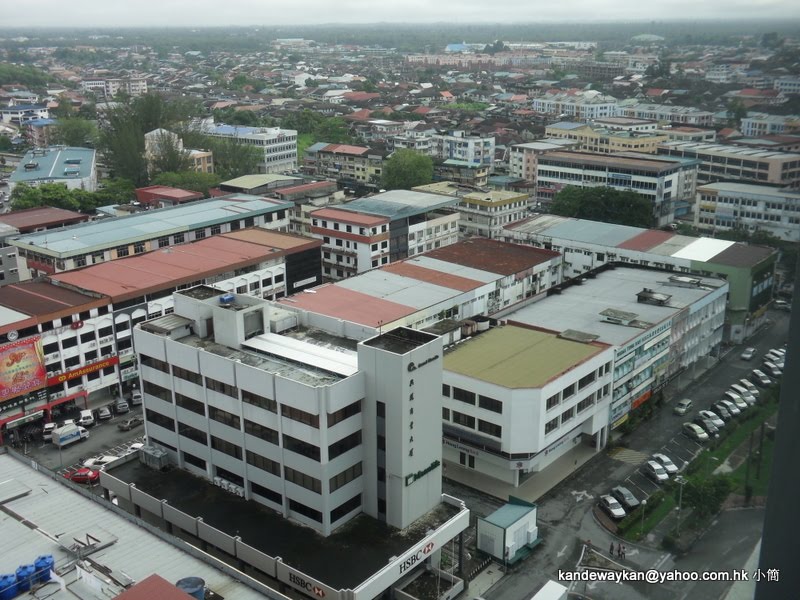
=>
[640,499,647,540]
[675,475,687,536]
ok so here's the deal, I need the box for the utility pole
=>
[756,422,766,480]
[675,475,687,536]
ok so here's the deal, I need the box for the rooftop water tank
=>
[0,575,17,600]
[15,565,34,592]
[34,555,54,583]
[176,577,205,600]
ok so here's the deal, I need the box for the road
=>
[456,309,789,600]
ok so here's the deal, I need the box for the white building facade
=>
[205,123,298,174]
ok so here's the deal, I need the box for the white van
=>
[730,384,756,406]
[78,410,95,427]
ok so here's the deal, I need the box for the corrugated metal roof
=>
[444,325,604,389]
[13,195,293,257]
[337,271,458,309]
[220,174,301,189]
[707,243,776,268]
[0,281,105,320]
[671,238,736,262]
[616,229,675,251]
[279,284,415,328]
[382,262,482,292]
[10,147,95,183]
[538,219,644,247]
[338,190,460,220]
[422,238,559,275]
[484,503,535,528]
[407,256,501,284]
[0,207,87,231]
[0,454,266,600]
[311,207,389,226]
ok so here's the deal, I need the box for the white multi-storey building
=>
[442,323,615,487]
[530,91,620,120]
[773,76,800,95]
[431,131,495,169]
[620,103,714,127]
[80,77,148,98]
[204,122,298,174]
[739,114,800,137]
[695,182,800,242]
[134,288,449,536]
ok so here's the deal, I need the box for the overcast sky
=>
[4,0,799,28]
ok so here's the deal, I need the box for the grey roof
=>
[539,219,644,247]
[10,147,95,184]
[12,194,293,258]
[508,268,726,346]
[0,453,266,600]
[660,141,800,160]
[339,190,459,220]
[698,182,800,199]
[337,270,459,309]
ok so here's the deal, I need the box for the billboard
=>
[0,337,46,404]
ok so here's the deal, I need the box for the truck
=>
[51,424,89,447]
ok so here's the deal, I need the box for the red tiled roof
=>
[320,143,370,156]
[115,575,195,600]
[616,229,675,252]
[279,284,415,328]
[0,207,87,231]
[383,262,482,292]
[274,181,337,196]
[0,281,106,321]
[344,109,372,121]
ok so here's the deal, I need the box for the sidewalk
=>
[444,444,597,502]
[465,564,505,599]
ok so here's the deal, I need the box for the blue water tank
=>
[219,293,235,305]
[34,555,54,583]
[15,565,35,592]
[0,575,17,600]
[176,577,205,600]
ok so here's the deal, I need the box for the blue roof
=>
[547,121,586,131]
[445,43,470,52]
[306,142,330,153]
[26,118,56,126]
[12,194,293,257]
[10,147,95,184]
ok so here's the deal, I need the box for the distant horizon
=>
[3,0,800,30]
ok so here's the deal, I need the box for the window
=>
[377,401,385,418]
[158,236,170,248]
[546,393,560,410]
[478,395,502,414]
[206,377,237,398]
[250,481,282,504]
[143,381,172,403]
[285,466,322,493]
[478,420,502,437]
[174,233,185,244]
[246,451,280,475]
[578,371,596,390]
[442,407,450,420]
[289,499,322,523]
[330,494,361,523]
[211,436,242,460]
[562,383,576,399]
[145,409,175,432]
[452,387,476,405]
[244,420,279,445]
[577,395,594,413]
[330,462,363,493]
[210,225,221,235]
[452,411,475,429]
[178,422,207,444]
[116,245,130,258]
[281,405,319,428]
[209,406,240,429]
[134,241,145,254]
[176,393,205,415]
[242,390,277,412]
[545,417,559,434]
[173,366,202,385]
[561,407,575,424]
[327,400,362,427]
[328,431,362,460]
[61,336,78,349]
[183,452,206,470]
[442,384,451,397]
[141,355,169,373]
[284,434,321,461]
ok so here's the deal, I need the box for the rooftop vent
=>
[637,287,672,305]
[24,162,38,170]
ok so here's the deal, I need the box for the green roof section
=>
[444,325,603,389]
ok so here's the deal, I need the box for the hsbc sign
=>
[398,541,435,575]
[288,572,326,598]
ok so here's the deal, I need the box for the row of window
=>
[446,410,503,438]
[443,385,503,414]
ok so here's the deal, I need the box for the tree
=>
[152,171,222,196]
[549,186,654,228]
[683,475,732,518]
[0,136,12,152]
[93,178,136,206]
[10,183,80,211]
[52,117,97,147]
[98,104,148,185]
[207,137,262,180]
[382,150,434,190]
[148,131,191,176]
[727,98,747,128]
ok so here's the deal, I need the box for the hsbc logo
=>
[288,572,325,597]
[398,541,436,574]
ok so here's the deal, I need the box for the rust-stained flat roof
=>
[0,281,106,321]
[279,284,415,328]
[382,261,483,292]
[616,229,675,251]
[51,233,314,302]
[310,207,389,226]
[708,243,776,268]
[114,575,195,600]
[220,228,322,251]
[540,151,679,173]
[0,207,88,232]
[422,238,560,276]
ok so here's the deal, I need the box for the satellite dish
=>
[7,330,19,341]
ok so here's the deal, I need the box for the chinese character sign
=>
[0,337,46,403]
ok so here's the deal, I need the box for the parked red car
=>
[64,468,100,485]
